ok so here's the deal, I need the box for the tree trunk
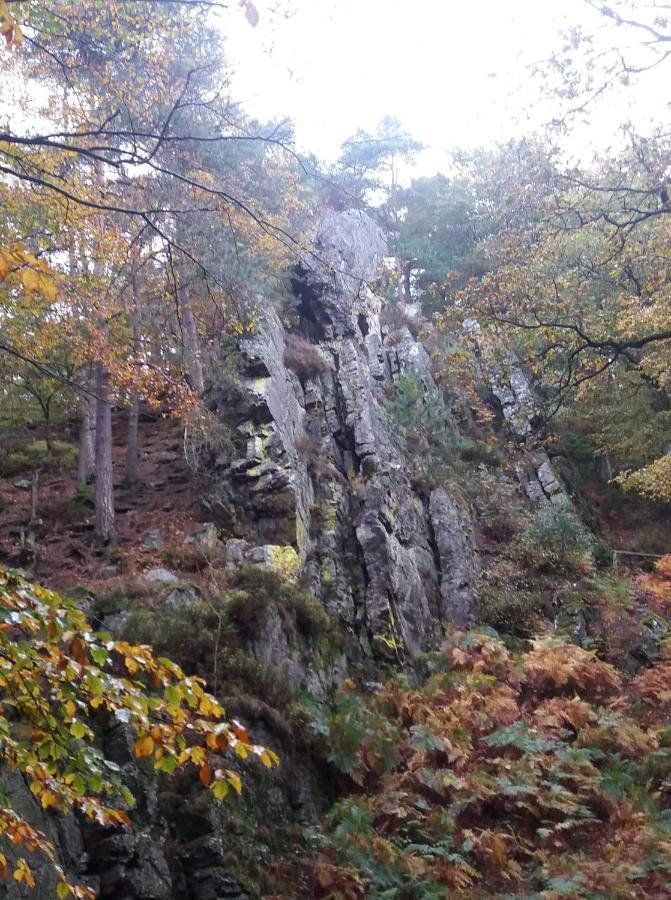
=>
[125,396,140,485]
[43,404,53,456]
[29,470,39,526]
[94,361,117,545]
[180,280,205,394]
[125,299,141,485]
[175,221,205,393]
[396,258,412,312]
[77,374,96,490]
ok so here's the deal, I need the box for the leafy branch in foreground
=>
[0,566,278,898]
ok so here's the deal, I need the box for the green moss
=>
[269,545,300,579]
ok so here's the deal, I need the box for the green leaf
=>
[165,684,181,706]
[156,755,177,774]
[86,673,104,696]
[70,720,87,740]
[120,785,136,808]
[90,646,109,666]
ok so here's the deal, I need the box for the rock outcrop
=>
[206,209,479,662]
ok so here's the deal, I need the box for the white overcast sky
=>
[220,0,666,172]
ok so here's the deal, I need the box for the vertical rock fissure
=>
[426,502,446,632]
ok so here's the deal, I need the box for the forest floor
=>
[0,414,205,592]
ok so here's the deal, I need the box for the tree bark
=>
[125,302,141,485]
[125,395,140,485]
[174,221,205,393]
[94,361,117,545]
[29,470,39,526]
[180,279,205,394]
[77,369,96,490]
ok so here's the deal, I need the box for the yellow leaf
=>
[21,268,40,293]
[38,273,58,302]
[40,790,57,809]
[225,770,242,794]
[211,779,229,800]
[0,252,10,281]
[133,735,155,758]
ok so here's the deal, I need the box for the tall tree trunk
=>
[175,222,205,394]
[94,361,117,545]
[180,280,205,394]
[29,470,39,526]
[125,303,141,485]
[77,369,96,490]
[125,396,140,485]
[43,401,53,456]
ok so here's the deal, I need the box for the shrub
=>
[123,566,341,699]
[478,586,545,637]
[0,439,77,477]
[161,542,211,573]
[74,485,95,508]
[514,503,594,573]
[467,466,525,543]
[122,600,218,667]
[284,334,330,381]
[386,374,472,481]
[559,430,597,465]
[93,575,165,618]
[220,566,336,641]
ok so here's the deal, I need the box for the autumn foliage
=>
[278,630,671,898]
[0,567,277,897]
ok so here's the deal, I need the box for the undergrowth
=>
[121,565,342,708]
[0,439,77,477]
[269,629,671,898]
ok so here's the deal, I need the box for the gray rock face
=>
[429,489,479,627]
[490,363,572,508]
[207,209,479,662]
[143,567,179,585]
[142,528,165,550]
[305,207,387,309]
[0,772,92,900]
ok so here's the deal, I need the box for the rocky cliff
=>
[4,209,483,900]
[205,208,479,670]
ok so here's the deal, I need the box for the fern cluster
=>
[276,630,671,898]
